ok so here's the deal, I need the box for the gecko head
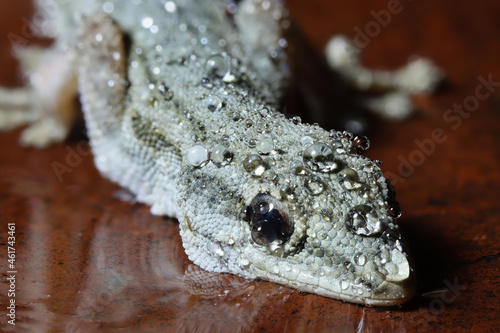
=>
[176,114,415,306]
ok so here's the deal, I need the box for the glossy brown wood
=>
[1,1,499,332]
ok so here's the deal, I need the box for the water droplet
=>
[332,140,346,154]
[339,168,360,189]
[211,145,233,167]
[346,205,385,236]
[157,82,173,100]
[201,77,212,88]
[186,145,209,168]
[305,178,325,195]
[300,136,314,146]
[342,130,354,140]
[239,255,250,267]
[206,54,229,78]
[206,95,222,111]
[207,241,224,256]
[354,253,367,266]
[231,112,241,121]
[388,201,402,218]
[303,142,339,173]
[243,154,267,176]
[341,280,349,290]
[259,107,271,118]
[291,161,307,176]
[353,135,370,151]
[381,228,401,246]
[257,138,274,155]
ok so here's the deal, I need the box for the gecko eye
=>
[249,194,294,246]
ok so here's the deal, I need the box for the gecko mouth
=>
[255,263,417,306]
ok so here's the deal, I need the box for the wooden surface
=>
[0,1,499,332]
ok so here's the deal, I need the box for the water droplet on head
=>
[353,135,370,151]
[206,95,222,111]
[186,145,209,168]
[243,154,267,176]
[339,168,358,182]
[305,178,325,195]
[211,145,233,167]
[354,253,367,266]
[339,168,360,189]
[157,82,173,100]
[346,205,385,236]
[206,54,229,78]
[291,161,307,176]
[200,77,213,88]
[303,142,339,173]
[259,107,271,118]
[300,136,314,146]
[332,140,346,154]
[257,138,274,155]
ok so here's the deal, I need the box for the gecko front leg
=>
[0,44,78,147]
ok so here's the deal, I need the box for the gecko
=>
[0,0,442,305]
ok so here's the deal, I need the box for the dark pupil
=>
[250,201,290,246]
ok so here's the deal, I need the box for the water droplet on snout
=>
[207,241,224,256]
[346,205,385,236]
[238,255,250,267]
[339,168,361,189]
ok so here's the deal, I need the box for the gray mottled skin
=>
[0,0,426,305]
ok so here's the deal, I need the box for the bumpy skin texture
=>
[2,0,416,305]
